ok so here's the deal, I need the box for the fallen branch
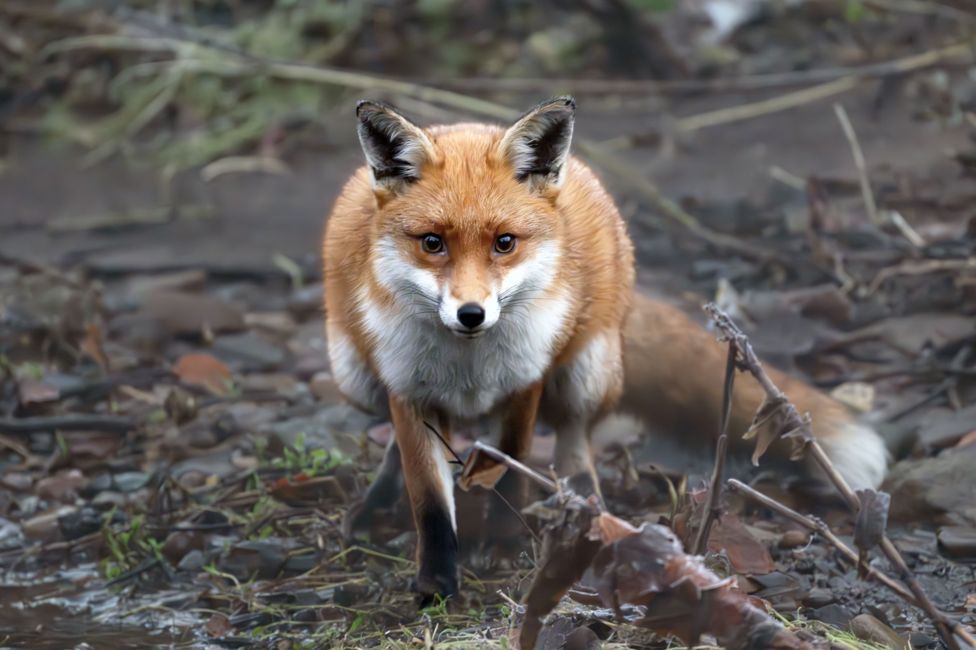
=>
[460,443,812,650]
[692,343,737,554]
[0,414,136,435]
[704,303,975,650]
[727,479,915,603]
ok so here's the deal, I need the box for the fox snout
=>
[438,292,500,338]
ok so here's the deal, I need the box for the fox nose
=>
[456,303,486,329]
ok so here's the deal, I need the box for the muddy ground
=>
[1,2,975,649]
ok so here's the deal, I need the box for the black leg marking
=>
[413,503,459,605]
[345,440,404,538]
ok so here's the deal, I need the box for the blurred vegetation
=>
[0,0,681,173]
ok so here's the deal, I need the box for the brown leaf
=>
[707,516,776,576]
[80,322,110,371]
[586,511,641,545]
[269,474,347,505]
[17,380,60,407]
[36,469,87,503]
[458,446,508,491]
[205,612,232,638]
[173,353,233,396]
[854,489,890,579]
[744,396,808,465]
[61,430,122,460]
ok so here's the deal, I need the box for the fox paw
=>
[411,571,459,608]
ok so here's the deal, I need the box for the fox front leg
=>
[388,396,459,603]
[344,437,404,539]
[485,382,544,544]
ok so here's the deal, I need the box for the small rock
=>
[778,529,810,549]
[808,603,853,629]
[849,614,910,650]
[82,473,113,497]
[283,552,321,574]
[113,471,150,493]
[220,540,287,580]
[885,444,976,526]
[144,289,245,337]
[162,531,205,563]
[0,517,24,549]
[909,631,937,648]
[178,549,207,572]
[58,505,103,541]
[287,283,324,319]
[126,271,207,303]
[937,526,976,558]
[1,472,34,492]
[310,372,343,402]
[245,311,296,335]
[91,491,127,509]
[802,587,835,608]
[23,506,75,542]
[212,332,288,371]
[36,470,87,503]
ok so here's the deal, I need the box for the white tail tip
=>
[817,422,889,490]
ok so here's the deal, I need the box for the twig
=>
[417,40,974,96]
[469,440,558,494]
[868,257,976,294]
[0,414,135,435]
[727,479,915,603]
[704,303,975,650]
[678,76,858,133]
[692,343,737,554]
[833,104,881,227]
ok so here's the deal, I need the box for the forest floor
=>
[1,2,975,648]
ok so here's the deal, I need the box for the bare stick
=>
[0,414,135,435]
[470,440,558,494]
[704,303,975,650]
[833,104,881,227]
[692,343,737,554]
[727,479,915,603]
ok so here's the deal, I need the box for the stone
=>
[212,332,288,371]
[849,614,910,650]
[144,290,245,337]
[884,445,976,526]
[778,529,810,549]
[937,526,976,559]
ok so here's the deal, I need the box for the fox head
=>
[356,97,575,339]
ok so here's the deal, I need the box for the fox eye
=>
[420,233,444,254]
[494,234,516,254]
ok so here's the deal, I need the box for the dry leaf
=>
[744,396,807,465]
[830,381,875,413]
[81,322,110,371]
[205,612,232,637]
[173,353,233,396]
[854,489,891,579]
[458,446,508,491]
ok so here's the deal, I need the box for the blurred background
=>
[1,1,976,648]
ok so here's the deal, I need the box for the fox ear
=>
[356,100,435,194]
[497,96,575,193]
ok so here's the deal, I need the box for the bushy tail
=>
[615,292,888,489]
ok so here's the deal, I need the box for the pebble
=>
[802,587,835,608]
[849,613,910,650]
[778,529,810,549]
[937,526,976,558]
[113,471,150,493]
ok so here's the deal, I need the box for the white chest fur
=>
[360,290,571,418]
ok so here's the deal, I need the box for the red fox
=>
[321,97,887,602]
